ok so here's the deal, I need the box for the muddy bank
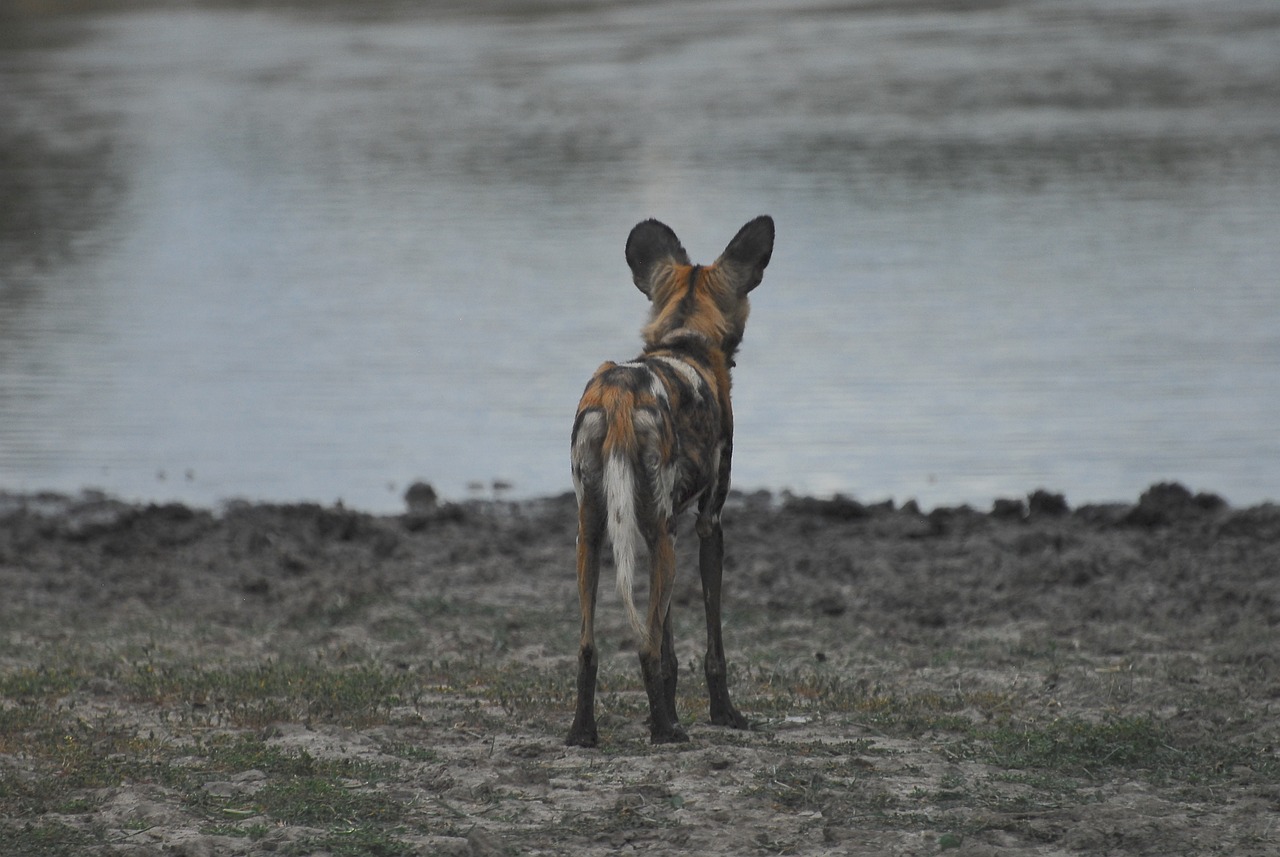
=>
[2,482,1279,855]
[3,481,1276,638]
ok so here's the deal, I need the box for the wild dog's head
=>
[626,216,774,365]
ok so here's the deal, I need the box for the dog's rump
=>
[570,351,724,644]
[570,349,723,520]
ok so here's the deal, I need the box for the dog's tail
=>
[604,452,647,647]
[600,401,649,648]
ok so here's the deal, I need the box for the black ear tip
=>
[724,215,775,268]
[626,219,676,254]
[625,218,688,283]
[627,218,677,243]
[737,215,775,244]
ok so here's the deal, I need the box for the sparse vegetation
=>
[2,487,1278,854]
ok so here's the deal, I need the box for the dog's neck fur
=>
[640,263,746,366]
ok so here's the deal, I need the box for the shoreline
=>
[0,477,1260,524]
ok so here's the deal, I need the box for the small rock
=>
[404,481,438,512]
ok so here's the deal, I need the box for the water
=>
[2,0,1278,513]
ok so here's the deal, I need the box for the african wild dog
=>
[566,215,774,746]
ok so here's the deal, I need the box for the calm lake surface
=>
[2,0,1279,512]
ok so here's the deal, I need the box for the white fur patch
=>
[654,464,676,520]
[604,452,647,645]
[616,361,669,406]
[648,371,668,405]
[652,355,706,393]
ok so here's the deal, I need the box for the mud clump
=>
[1121,481,1227,527]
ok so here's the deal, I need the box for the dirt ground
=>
[1,482,1278,856]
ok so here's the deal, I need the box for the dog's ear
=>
[719,215,774,296]
[626,219,689,297]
